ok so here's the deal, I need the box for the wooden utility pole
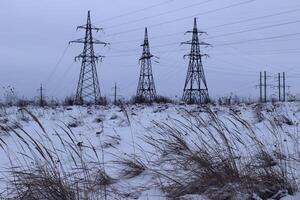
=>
[283,72,286,102]
[264,71,267,103]
[278,73,281,101]
[114,82,117,105]
[40,84,44,107]
[260,72,263,103]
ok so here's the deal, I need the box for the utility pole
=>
[182,18,210,104]
[114,82,117,105]
[110,83,121,105]
[40,84,44,107]
[264,71,267,103]
[258,71,269,103]
[260,72,262,103]
[275,72,287,102]
[283,72,286,102]
[136,27,158,102]
[278,73,281,101]
[70,11,109,104]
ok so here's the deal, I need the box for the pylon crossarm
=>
[185,30,207,35]
[199,41,211,46]
[77,25,102,32]
[181,40,211,46]
[141,43,149,47]
[181,41,192,45]
[194,54,207,58]
[94,55,105,62]
[75,54,91,62]
[201,54,210,58]
[70,38,108,45]
[184,53,200,59]
[69,38,86,44]
[74,55,83,62]
[139,55,154,60]
[93,40,110,46]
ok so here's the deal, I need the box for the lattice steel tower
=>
[70,11,108,104]
[182,18,210,104]
[136,28,157,102]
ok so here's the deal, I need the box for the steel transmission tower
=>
[136,28,158,102]
[70,11,109,104]
[182,18,210,104]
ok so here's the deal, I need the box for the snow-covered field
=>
[0,103,300,199]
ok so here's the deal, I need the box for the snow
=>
[282,193,300,200]
[0,102,299,199]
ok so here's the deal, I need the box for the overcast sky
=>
[1,0,300,101]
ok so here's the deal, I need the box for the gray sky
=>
[1,0,300,101]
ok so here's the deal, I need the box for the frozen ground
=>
[0,102,299,199]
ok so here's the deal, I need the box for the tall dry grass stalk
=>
[145,107,298,199]
[0,106,299,200]
[0,108,117,200]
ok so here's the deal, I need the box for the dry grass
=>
[7,166,76,200]
[114,155,147,179]
[0,105,299,199]
[0,108,117,200]
[145,107,298,199]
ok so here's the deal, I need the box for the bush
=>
[17,98,33,107]
[63,95,76,106]
[184,97,210,105]
[130,95,174,105]
[154,95,173,104]
[130,95,152,104]
[96,97,108,106]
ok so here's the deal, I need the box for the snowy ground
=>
[0,103,299,199]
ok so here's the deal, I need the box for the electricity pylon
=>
[182,18,210,104]
[70,11,109,104]
[136,28,158,102]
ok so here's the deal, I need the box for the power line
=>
[108,7,300,45]
[208,19,300,40]
[211,57,260,74]
[214,45,285,75]
[229,79,258,94]
[206,68,257,76]
[216,43,300,86]
[98,0,175,23]
[48,61,76,97]
[215,32,300,46]
[105,0,214,29]
[114,49,187,95]
[213,47,300,56]
[110,41,180,54]
[108,18,300,55]
[107,48,187,58]
[206,7,300,30]
[106,31,300,58]
[105,0,257,38]
[44,29,79,87]
[44,43,70,86]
